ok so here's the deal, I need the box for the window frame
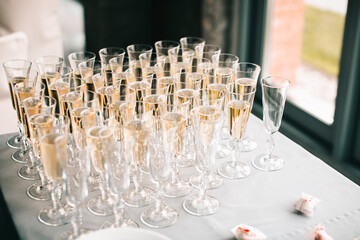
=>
[233,0,360,170]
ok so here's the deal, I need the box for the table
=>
[1,115,360,239]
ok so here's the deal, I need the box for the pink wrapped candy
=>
[231,224,267,240]
[295,192,321,216]
[306,224,333,240]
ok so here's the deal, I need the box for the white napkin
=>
[231,224,267,240]
[295,192,321,216]
[306,224,333,240]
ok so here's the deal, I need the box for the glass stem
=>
[233,140,242,165]
[266,133,275,160]
[71,204,82,237]
[133,165,142,192]
[51,181,62,210]
[155,181,164,212]
[99,172,110,201]
[36,157,47,187]
[198,171,207,200]
[114,194,125,227]
[27,140,36,168]
[170,155,179,183]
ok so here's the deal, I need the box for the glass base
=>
[87,195,115,216]
[183,195,219,216]
[38,205,73,226]
[27,182,51,201]
[123,186,154,208]
[189,172,223,189]
[101,218,139,229]
[140,205,178,228]
[58,227,92,240]
[12,149,28,164]
[7,134,21,149]
[164,179,193,198]
[228,138,257,152]
[252,154,284,171]
[18,165,40,180]
[215,144,231,159]
[177,152,195,168]
[218,161,251,179]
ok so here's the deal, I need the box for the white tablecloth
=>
[1,115,360,239]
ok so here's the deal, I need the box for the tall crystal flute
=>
[7,69,39,163]
[183,105,223,216]
[252,76,290,171]
[173,72,204,167]
[86,125,116,216]
[218,83,256,179]
[140,117,178,228]
[56,135,92,240]
[24,96,56,200]
[3,59,32,149]
[189,88,225,189]
[101,135,139,229]
[227,62,261,152]
[14,81,45,180]
[163,102,193,198]
[37,114,73,226]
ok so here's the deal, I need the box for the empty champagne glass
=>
[101,133,138,228]
[154,40,180,77]
[37,114,73,226]
[183,104,223,216]
[227,62,261,152]
[140,119,178,228]
[218,84,256,179]
[2,59,32,149]
[57,135,92,239]
[252,76,290,171]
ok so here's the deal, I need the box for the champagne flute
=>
[49,76,85,114]
[24,96,56,200]
[57,135,92,239]
[183,104,223,216]
[154,40,180,77]
[100,132,138,228]
[252,76,290,171]
[218,83,256,179]
[2,59,32,149]
[14,81,45,180]
[86,125,116,216]
[189,88,225,189]
[127,44,153,82]
[227,62,261,152]
[37,114,73,226]
[212,53,239,70]
[8,69,39,164]
[173,72,204,167]
[122,120,154,208]
[202,44,221,64]
[163,102,193,198]
[140,118,178,228]
[99,47,126,85]
[68,51,96,80]
[35,56,64,101]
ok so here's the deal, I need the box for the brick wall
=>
[270,0,305,85]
